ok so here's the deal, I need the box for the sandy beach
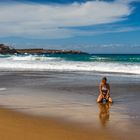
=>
[0,71,140,140]
[0,107,116,140]
[0,0,140,139]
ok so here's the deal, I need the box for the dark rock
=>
[0,44,17,54]
[0,44,87,55]
[16,49,87,54]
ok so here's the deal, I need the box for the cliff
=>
[0,44,87,55]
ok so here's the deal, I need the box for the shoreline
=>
[0,70,139,78]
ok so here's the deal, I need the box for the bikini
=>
[101,85,108,95]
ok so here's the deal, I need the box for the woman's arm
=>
[106,84,110,98]
[99,84,103,95]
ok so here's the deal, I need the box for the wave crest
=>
[0,54,139,75]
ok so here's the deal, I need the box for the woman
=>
[97,77,113,103]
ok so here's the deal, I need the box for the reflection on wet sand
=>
[98,103,112,126]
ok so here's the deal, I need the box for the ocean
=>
[0,54,140,75]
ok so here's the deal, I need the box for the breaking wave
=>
[0,54,139,75]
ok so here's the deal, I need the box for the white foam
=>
[0,55,140,75]
[0,88,7,91]
[10,55,60,61]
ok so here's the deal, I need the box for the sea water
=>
[0,54,139,75]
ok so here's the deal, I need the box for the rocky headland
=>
[0,44,87,55]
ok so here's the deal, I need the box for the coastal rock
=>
[16,49,86,54]
[0,44,17,54]
[0,44,87,55]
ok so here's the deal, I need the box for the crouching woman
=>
[97,77,113,103]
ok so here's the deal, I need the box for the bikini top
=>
[101,85,108,92]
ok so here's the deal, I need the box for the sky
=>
[0,0,140,53]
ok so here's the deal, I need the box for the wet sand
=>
[0,71,140,139]
[0,107,115,140]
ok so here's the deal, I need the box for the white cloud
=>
[0,0,136,39]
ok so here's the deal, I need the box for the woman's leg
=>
[108,97,113,103]
[97,94,103,103]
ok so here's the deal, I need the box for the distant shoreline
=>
[0,44,87,55]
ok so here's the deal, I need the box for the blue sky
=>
[0,0,140,53]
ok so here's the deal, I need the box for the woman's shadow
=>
[98,102,112,127]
